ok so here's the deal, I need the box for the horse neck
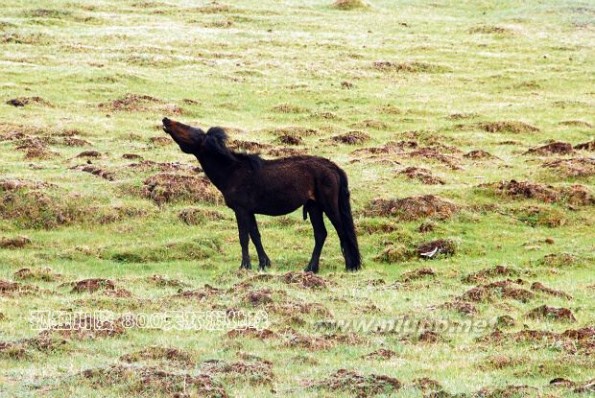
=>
[195,152,236,191]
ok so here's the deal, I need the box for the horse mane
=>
[205,127,263,170]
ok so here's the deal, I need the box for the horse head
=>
[162,117,205,154]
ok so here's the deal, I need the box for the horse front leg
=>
[249,214,271,271]
[235,210,251,270]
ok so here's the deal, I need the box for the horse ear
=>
[206,127,228,144]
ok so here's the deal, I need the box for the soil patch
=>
[46,315,125,340]
[6,96,51,107]
[99,94,162,112]
[281,271,328,289]
[142,173,221,205]
[333,0,370,10]
[531,282,572,299]
[524,141,574,156]
[201,358,273,384]
[480,180,594,205]
[71,278,115,293]
[76,150,102,158]
[277,134,302,145]
[149,136,171,146]
[477,121,540,133]
[330,131,370,145]
[14,267,61,282]
[461,280,534,303]
[120,346,195,366]
[440,300,478,316]
[543,158,595,177]
[72,165,115,181]
[464,149,498,160]
[178,207,225,225]
[316,369,401,397]
[462,265,519,284]
[173,284,222,301]
[79,365,227,397]
[525,305,576,322]
[361,348,396,360]
[0,235,31,248]
[401,267,435,282]
[226,327,278,339]
[417,239,456,258]
[245,289,273,306]
[574,140,594,151]
[147,274,190,288]
[399,166,445,185]
[364,195,458,221]
[407,147,461,169]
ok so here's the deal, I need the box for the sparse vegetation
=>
[0,0,593,397]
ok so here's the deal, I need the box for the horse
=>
[162,118,361,273]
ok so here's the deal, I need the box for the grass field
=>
[1,0,594,396]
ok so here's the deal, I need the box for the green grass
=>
[1,0,594,397]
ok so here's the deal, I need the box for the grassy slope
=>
[0,0,593,397]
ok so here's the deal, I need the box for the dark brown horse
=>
[162,118,361,273]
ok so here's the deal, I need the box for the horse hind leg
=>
[304,202,327,274]
[249,214,271,271]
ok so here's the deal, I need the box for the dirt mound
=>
[173,284,221,301]
[277,134,302,145]
[478,121,540,133]
[418,330,441,343]
[317,369,401,397]
[407,148,461,169]
[543,158,595,177]
[475,385,538,398]
[71,278,115,293]
[142,173,221,205]
[266,146,306,157]
[373,60,449,73]
[364,195,458,221]
[79,365,227,397]
[513,205,567,227]
[6,96,51,107]
[469,25,512,34]
[47,315,125,340]
[99,94,162,112]
[539,253,578,267]
[245,289,273,306]
[126,160,199,173]
[201,358,273,384]
[14,267,60,282]
[72,165,115,181]
[531,282,572,299]
[417,239,456,258]
[62,137,91,147]
[524,142,574,156]
[481,180,594,205]
[14,136,56,159]
[461,280,534,303]
[226,327,278,339]
[122,153,143,160]
[464,149,498,160]
[268,126,319,137]
[560,120,593,128]
[361,348,396,360]
[76,150,102,158]
[352,140,417,157]
[228,139,271,153]
[411,377,443,393]
[178,207,224,225]
[330,131,370,145]
[399,166,445,185]
[333,0,370,10]
[149,136,171,146]
[525,305,576,322]
[0,279,20,293]
[282,272,328,289]
[120,346,194,366]
[147,274,189,288]
[0,235,31,248]
[267,301,330,317]
[401,267,435,282]
[462,265,519,284]
[440,300,477,316]
[574,140,594,151]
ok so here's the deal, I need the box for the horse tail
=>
[337,168,361,271]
